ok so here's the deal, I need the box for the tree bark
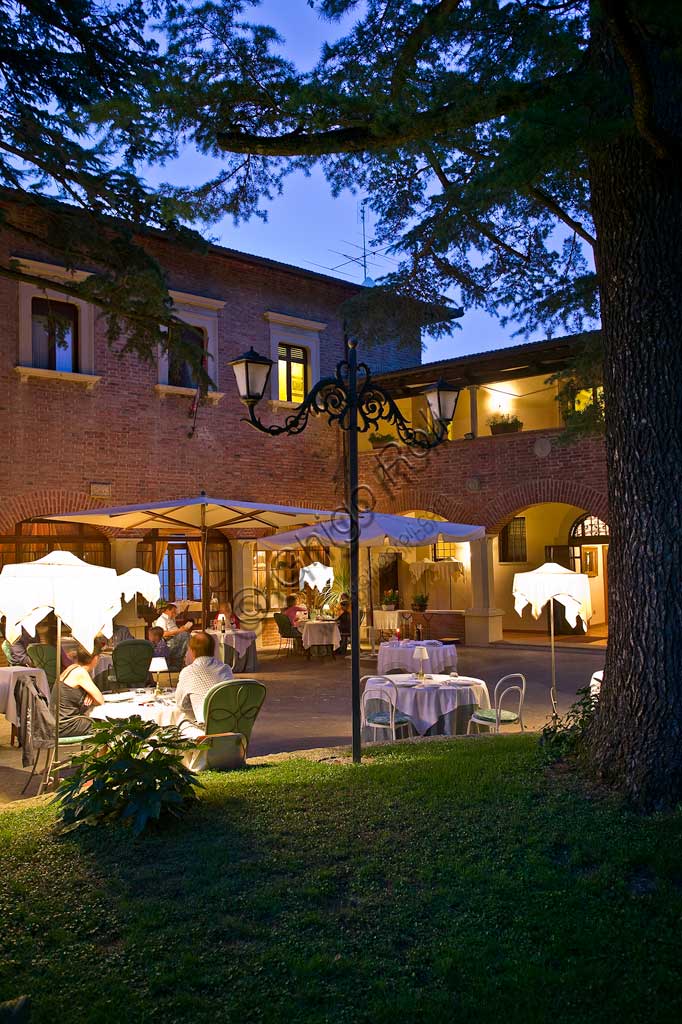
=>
[588,12,682,809]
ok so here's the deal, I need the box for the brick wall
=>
[359,428,608,530]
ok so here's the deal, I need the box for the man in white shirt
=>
[175,630,233,724]
[154,603,193,638]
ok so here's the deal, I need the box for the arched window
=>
[0,520,110,570]
[137,531,231,605]
[569,514,610,542]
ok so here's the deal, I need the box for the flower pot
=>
[411,603,428,613]
[490,422,522,435]
[381,604,395,611]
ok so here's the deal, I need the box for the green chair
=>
[107,639,154,691]
[467,673,526,734]
[273,613,302,655]
[26,644,58,688]
[198,679,266,770]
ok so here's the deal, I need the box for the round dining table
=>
[377,641,458,676]
[90,688,184,728]
[301,620,341,657]
[206,628,258,672]
[363,673,490,738]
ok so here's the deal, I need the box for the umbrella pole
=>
[201,505,208,630]
[550,600,558,719]
[367,548,375,649]
[51,615,62,789]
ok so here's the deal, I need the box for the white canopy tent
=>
[512,562,593,715]
[0,551,160,781]
[42,494,335,627]
[260,512,484,631]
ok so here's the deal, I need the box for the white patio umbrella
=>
[512,562,592,715]
[42,493,335,627]
[260,512,484,630]
[0,550,160,778]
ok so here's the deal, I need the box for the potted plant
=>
[411,592,429,612]
[381,588,399,610]
[487,412,523,435]
[368,432,396,448]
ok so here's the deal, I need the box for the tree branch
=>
[391,0,463,100]
[600,0,675,162]
[215,75,569,157]
[528,184,596,246]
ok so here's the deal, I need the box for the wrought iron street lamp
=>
[230,339,460,762]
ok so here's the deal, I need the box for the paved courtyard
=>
[0,644,604,805]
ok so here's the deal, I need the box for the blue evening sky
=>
[152,0,543,361]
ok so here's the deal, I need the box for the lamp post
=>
[230,339,460,763]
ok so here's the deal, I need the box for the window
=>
[137,532,231,606]
[498,517,527,563]
[433,540,459,561]
[253,544,330,610]
[31,298,79,372]
[569,514,609,541]
[278,344,308,403]
[168,324,206,389]
[0,521,109,569]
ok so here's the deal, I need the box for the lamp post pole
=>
[229,342,460,766]
[346,339,362,762]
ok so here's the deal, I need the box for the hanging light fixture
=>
[422,378,461,427]
[229,348,274,404]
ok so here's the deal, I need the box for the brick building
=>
[0,206,608,644]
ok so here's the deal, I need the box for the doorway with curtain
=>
[137,531,232,612]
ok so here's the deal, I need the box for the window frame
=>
[16,260,97,379]
[264,310,324,405]
[277,342,309,403]
[498,517,528,564]
[157,291,224,398]
[31,296,80,373]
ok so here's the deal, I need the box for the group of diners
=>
[283,592,351,655]
[51,629,235,739]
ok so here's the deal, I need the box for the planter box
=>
[490,422,522,435]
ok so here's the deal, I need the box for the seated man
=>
[148,626,170,659]
[154,603,193,669]
[335,600,351,656]
[175,630,233,724]
[283,594,307,630]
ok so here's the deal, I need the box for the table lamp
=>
[150,656,169,694]
[413,645,429,680]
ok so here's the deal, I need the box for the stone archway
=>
[485,479,609,536]
[0,489,101,534]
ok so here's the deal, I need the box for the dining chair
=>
[26,644,58,688]
[186,679,266,770]
[467,673,526,734]
[107,639,154,691]
[361,676,414,741]
[273,613,302,655]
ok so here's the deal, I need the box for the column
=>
[231,540,263,639]
[468,385,479,437]
[464,536,505,644]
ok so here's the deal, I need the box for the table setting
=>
[91,688,185,728]
[301,619,341,656]
[362,672,490,737]
[377,638,457,676]
[207,628,258,672]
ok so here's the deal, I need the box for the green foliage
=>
[54,716,203,836]
[539,686,598,765]
[549,330,605,442]
[411,591,429,610]
[382,588,398,605]
[487,412,523,429]
[368,432,396,446]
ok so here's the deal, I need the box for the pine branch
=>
[390,0,464,100]
[215,75,571,156]
[528,185,596,246]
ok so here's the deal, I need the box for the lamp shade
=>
[229,348,273,403]
[412,645,430,663]
[423,378,461,426]
[150,657,169,674]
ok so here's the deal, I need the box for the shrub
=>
[487,412,524,429]
[538,687,598,764]
[54,717,203,836]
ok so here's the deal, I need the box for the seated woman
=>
[335,600,351,656]
[213,601,240,631]
[52,646,105,736]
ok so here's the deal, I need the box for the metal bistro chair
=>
[467,673,526,735]
[361,676,414,742]
[107,639,154,691]
[188,679,267,770]
[26,643,58,688]
[273,613,303,655]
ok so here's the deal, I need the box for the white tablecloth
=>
[377,642,457,676]
[207,628,257,659]
[373,610,400,631]
[301,621,341,651]
[0,667,50,726]
[91,689,184,728]
[364,674,490,736]
[92,653,113,678]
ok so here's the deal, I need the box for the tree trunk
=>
[588,13,682,808]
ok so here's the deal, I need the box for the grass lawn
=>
[1,735,682,1023]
